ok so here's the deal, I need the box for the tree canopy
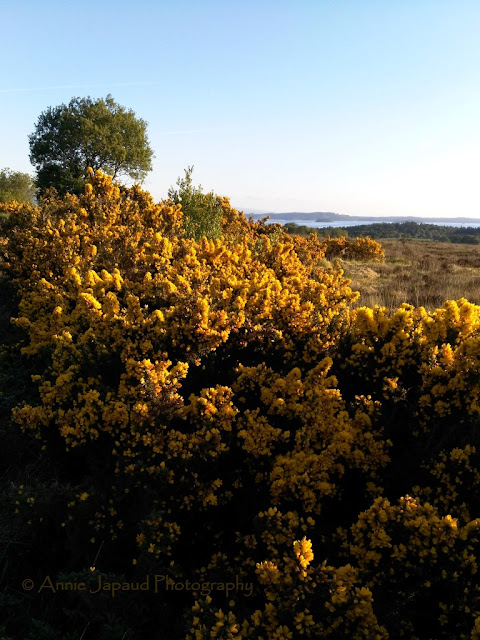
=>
[29,94,153,195]
[0,168,35,203]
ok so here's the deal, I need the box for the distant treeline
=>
[283,221,480,244]
[283,223,350,238]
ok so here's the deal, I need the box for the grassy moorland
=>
[340,238,480,309]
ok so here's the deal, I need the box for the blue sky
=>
[2,0,480,217]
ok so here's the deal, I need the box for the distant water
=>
[256,218,480,229]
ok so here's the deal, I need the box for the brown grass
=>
[339,239,480,310]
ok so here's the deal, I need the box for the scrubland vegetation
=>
[2,173,480,639]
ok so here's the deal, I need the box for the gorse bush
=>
[275,224,386,262]
[1,172,480,639]
[322,236,386,262]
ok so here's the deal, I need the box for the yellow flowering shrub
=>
[322,236,386,262]
[233,359,389,515]
[416,445,480,525]
[2,170,480,639]
[345,495,480,637]
[337,300,480,441]
[186,537,388,640]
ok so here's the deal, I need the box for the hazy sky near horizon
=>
[2,0,480,217]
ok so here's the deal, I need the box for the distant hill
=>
[245,211,480,224]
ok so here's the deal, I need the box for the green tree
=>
[29,94,153,196]
[0,168,36,203]
[168,166,222,241]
